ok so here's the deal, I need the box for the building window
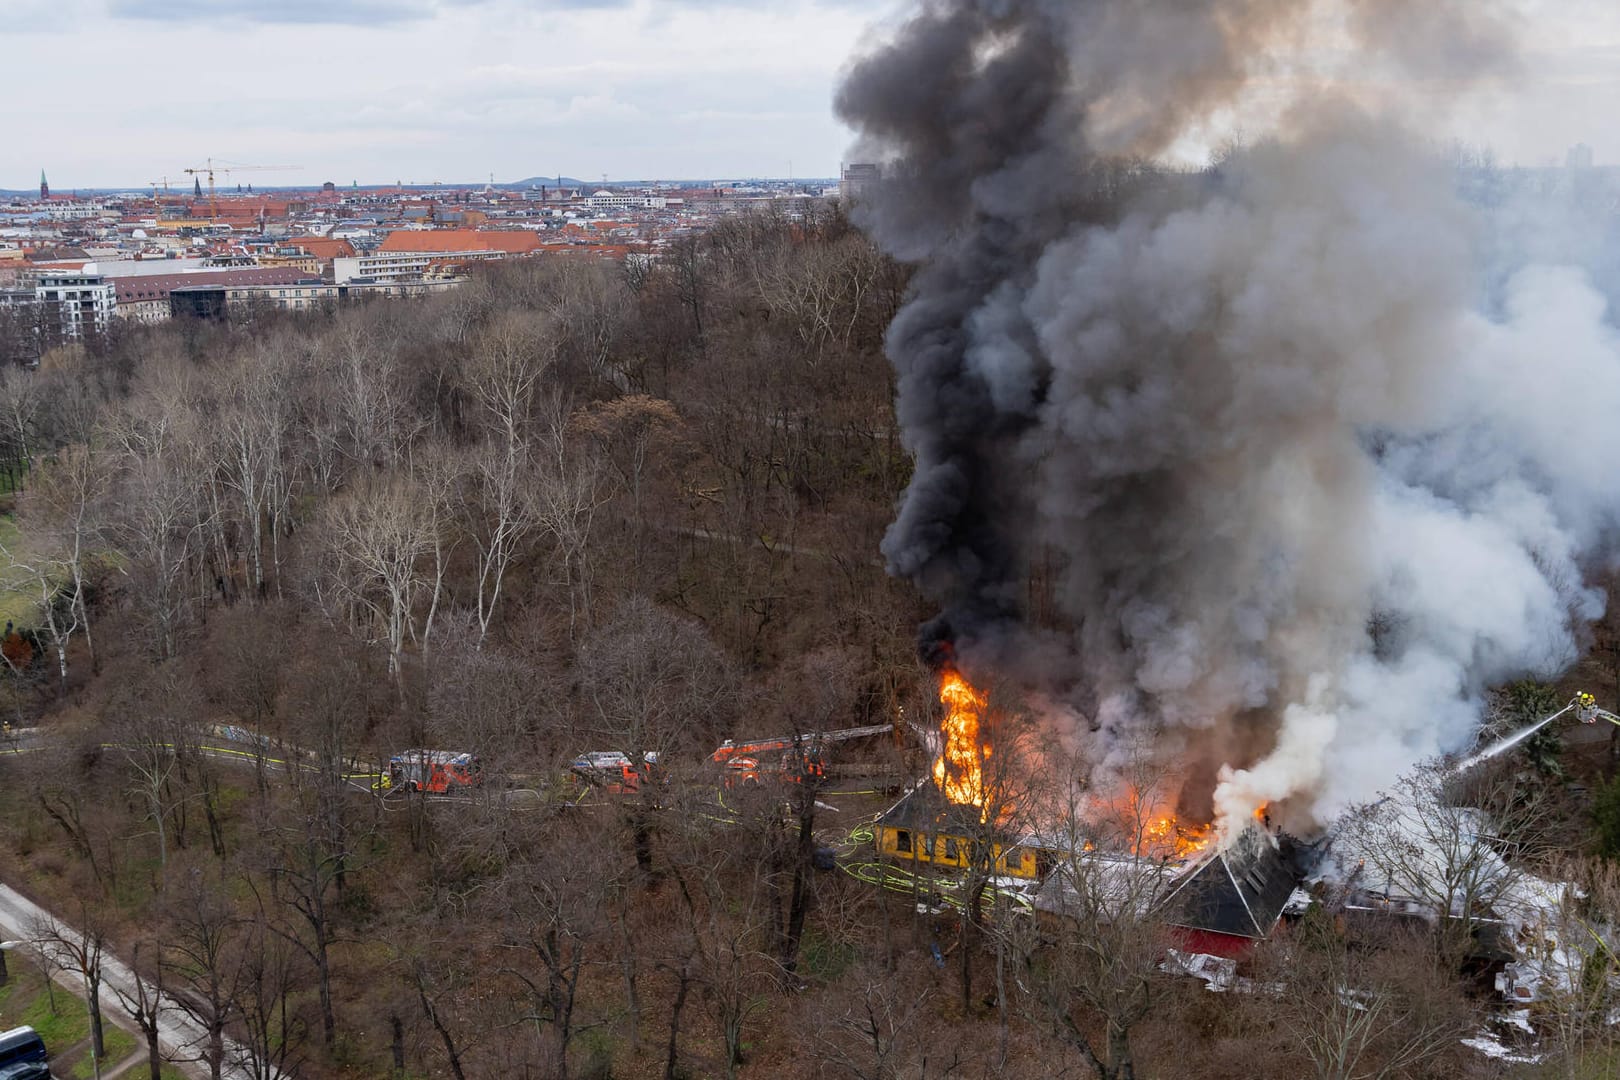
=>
[943,837,958,862]
[895,830,911,854]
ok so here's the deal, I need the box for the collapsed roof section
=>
[1160,823,1300,940]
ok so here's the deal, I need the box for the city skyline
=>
[8,0,1620,190]
[8,0,886,190]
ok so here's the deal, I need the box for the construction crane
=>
[182,159,301,222]
[148,177,174,198]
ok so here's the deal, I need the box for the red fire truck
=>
[709,723,893,786]
[387,750,482,794]
[570,751,659,794]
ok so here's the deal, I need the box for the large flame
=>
[1139,814,1213,861]
[933,668,989,806]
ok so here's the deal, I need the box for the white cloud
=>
[7,0,888,187]
[5,0,1619,189]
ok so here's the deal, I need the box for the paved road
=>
[0,882,262,1080]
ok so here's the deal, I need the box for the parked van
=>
[0,1026,48,1080]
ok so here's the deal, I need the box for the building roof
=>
[284,236,355,260]
[377,228,541,255]
[1158,824,1300,940]
[114,267,320,304]
[874,782,1016,838]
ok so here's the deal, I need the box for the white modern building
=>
[334,251,497,284]
[584,190,667,211]
[35,271,115,341]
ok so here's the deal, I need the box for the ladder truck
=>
[709,723,893,786]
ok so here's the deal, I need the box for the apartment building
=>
[36,271,115,341]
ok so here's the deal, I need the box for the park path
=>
[0,882,262,1080]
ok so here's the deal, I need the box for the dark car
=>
[0,1026,48,1080]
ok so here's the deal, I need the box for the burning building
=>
[838,0,1620,844]
[874,665,1312,952]
[1156,824,1303,958]
[871,782,1047,881]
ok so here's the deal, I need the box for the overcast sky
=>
[5,0,1620,191]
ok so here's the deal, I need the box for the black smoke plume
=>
[839,0,1620,837]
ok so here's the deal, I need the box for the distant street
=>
[0,881,261,1080]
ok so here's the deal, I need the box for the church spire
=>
[39,170,48,200]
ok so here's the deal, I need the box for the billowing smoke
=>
[837,0,1620,836]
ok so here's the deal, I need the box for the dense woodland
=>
[2,207,1620,1080]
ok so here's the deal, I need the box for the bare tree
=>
[0,536,81,692]
[0,353,44,479]
[490,838,604,1080]
[311,469,445,675]
[214,348,296,599]
[110,456,206,661]
[326,320,416,470]
[31,905,109,1069]
[1008,750,1181,1080]
[106,941,168,1080]
[1517,856,1620,1077]
[1338,765,1530,965]
[164,871,244,1080]
[572,395,686,583]
[1253,909,1474,1080]
[232,918,309,1080]
[464,438,535,646]
[576,597,734,872]
[814,967,935,1080]
[23,442,109,672]
[532,399,605,636]
[661,784,774,1080]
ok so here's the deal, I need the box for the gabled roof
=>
[873,781,1032,841]
[1159,824,1299,940]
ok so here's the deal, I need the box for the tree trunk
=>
[209,1022,224,1080]
[316,931,335,1046]
[1107,1020,1134,1080]
[89,996,105,1060]
[663,958,692,1080]
[780,788,815,981]
[615,893,641,1048]
[419,983,467,1080]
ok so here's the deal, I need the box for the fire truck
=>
[570,751,660,794]
[709,723,893,786]
[387,750,482,794]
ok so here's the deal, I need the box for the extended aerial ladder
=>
[710,723,894,785]
[1450,692,1620,775]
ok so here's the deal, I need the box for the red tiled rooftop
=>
[377,229,541,255]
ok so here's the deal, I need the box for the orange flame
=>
[933,668,989,806]
[1140,814,1213,861]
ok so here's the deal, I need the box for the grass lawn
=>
[16,978,89,1049]
[0,513,39,631]
[70,1024,136,1080]
[0,968,140,1079]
